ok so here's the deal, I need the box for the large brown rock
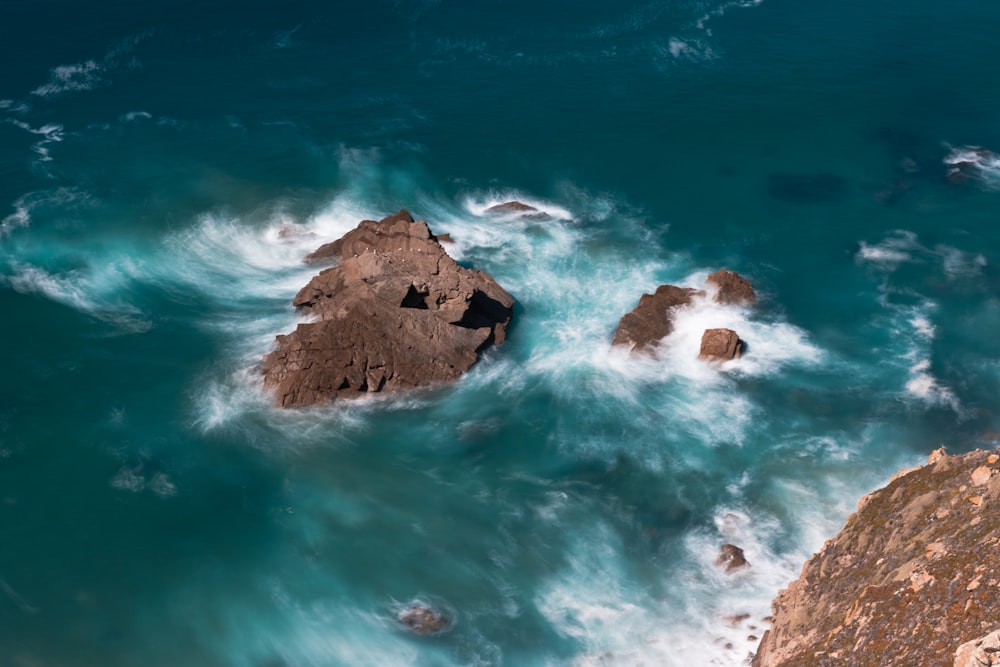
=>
[700,328,744,361]
[611,284,701,352]
[707,269,756,305]
[261,210,514,407]
[753,448,1000,667]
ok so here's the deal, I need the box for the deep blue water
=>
[3,1,1000,665]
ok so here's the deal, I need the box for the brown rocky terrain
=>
[261,210,514,407]
[753,447,1000,667]
[612,269,755,355]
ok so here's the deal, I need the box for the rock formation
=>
[753,448,1000,667]
[261,210,514,407]
[716,543,750,573]
[397,603,451,635]
[611,284,702,352]
[485,201,550,220]
[707,269,756,305]
[612,270,755,355]
[700,328,744,361]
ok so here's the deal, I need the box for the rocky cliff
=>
[754,447,1000,667]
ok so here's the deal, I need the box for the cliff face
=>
[754,448,1000,667]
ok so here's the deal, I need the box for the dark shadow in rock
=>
[400,284,430,309]
[768,173,848,204]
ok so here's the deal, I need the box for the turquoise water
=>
[3,1,1000,665]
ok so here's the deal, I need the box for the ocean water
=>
[2,1,1000,665]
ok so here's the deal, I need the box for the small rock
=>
[485,201,550,220]
[699,328,744,361]
[724,613,751,627]
[969,496,983,506]
[706,269,757,305]
[928,447,948,465]
[397,604,451,635]
[716,544,749,573]
[967,579,982,592]
[989,454,999,464]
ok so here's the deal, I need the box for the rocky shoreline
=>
[753,447,1000,667]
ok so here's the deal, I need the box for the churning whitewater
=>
[3,0,1000,665]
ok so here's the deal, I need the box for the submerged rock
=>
[700,328,744,361]
[397,604,451,635]
[753,447,1000,667]
[944,145,1000,185]
[611,284,701,352]
[261,210,514,407]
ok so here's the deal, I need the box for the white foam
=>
[4,119,65,162]
[3,262,151,332]
[462,193,573,222]
[27,32,149,98]
[895,303,962,413]
[858,229,987,282]
[121,111,152,122]
[0,99,30,114]
[944,144,1000,189]
[31,60,104,97]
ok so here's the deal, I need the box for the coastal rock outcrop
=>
[706,269,756,305]
[612,270,755,355]
[611,284,702,352]
[700,328,744,361]
[261,210,514,407]
[753,448,1000,667]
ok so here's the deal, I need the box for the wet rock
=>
[397,604,451,635]
[706,269,756,306]
[699,328,744,361]
[716,544,749,573]
[485,200,550,220]
[262,210,514,407]
[611,284,701,352]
